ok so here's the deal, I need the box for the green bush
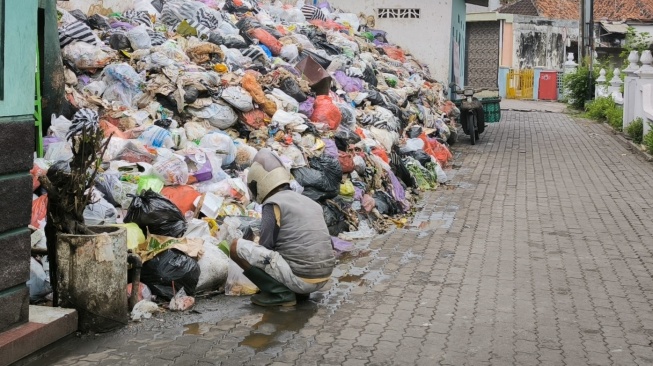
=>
[644,127,653,154]
[563,65,593,110]
[585,97,615,120]
[606,106,623,132]
[626,118,644,144]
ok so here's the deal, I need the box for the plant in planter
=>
[39,109,131,332]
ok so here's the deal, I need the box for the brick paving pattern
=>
[16,111,653,365]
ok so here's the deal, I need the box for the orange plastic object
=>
[310,95,341,130]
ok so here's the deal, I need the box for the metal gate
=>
[506,69,534,99]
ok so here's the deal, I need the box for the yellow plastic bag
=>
[111,223,145,250]
[340,180,355,197]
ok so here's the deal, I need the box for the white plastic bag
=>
[199,132,236,165]
[220,86,254,112]
[271,110,305,128]
[225,259,258,296]
[188,103,238,130]
[269,88,299,113]
[196,238,230,292]
[153,154,189,185]
[139,125,175,148]
[62,42,113,70]
[435,162,448,183]
[169,288,195,311]
[83,80,107,97]
[27,257,52,302]
[127,25,152,50]
[131,300,159,321]
[280,44,299,63]
[44,141,73,161]
[83,196,118,225]
[48,114,72,139]
[184,121,210,141]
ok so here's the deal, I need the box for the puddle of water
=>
[338,274,364,284]
[183,322,212,335]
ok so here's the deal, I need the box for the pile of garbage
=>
[29,0,456,310]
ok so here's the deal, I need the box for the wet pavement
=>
[15,109,653,365]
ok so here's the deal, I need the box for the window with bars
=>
[377,8,420,19]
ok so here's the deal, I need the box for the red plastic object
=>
[538,71,558,100]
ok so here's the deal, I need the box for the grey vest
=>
[264,190,335,279]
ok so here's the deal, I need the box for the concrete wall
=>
[328,0,455,84]
[502,21,514,66]
[512,15,579,70]
[451,0,467,88]
[0,0,38,333]
[466,0,501,13]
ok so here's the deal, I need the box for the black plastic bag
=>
[280,77,307,102]
[109,33,131,51]
[322,201,348,236]
[292,155,342,202]
[88,14,111,30]
[365,90,386,106]
[150,0,164,13]
[154,118,173,129]
[334,127,361,151]
[124,189,188,238]
[405,150,432,168]
[406,125,423,139]
[373,190,399,215]
[69,10,89,24]
[183,86,199,104]
[141,249,201,299]
[389,150,416,189]
[207,32,224,46]
[363,65,377,87]
[299,50,331,69]
[47,161,71,188]
[222,34,248,49]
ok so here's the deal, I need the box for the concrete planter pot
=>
[56,226,128,333]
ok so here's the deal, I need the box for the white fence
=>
[621,51,653,134]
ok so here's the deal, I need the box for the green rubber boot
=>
[243,267,296,307]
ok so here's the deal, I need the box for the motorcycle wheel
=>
[468,114,476,145]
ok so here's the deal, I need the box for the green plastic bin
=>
[453,97,502,123]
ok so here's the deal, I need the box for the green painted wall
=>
[450,0,467,89]
[0,0,38,117]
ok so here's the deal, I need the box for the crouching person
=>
[230,148,335,307]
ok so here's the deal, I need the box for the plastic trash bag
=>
[310,95,341,130]
[373,190,400,215]
[83,196,118,225]
[221,86,254,112]
[188,102,239,130]
[292,155,342,201]
[334,127,361,151]
[115,141,156,163]
[127,25,152,50]
[280,44,299,62]
[141,249,201,299]
[269,88,299,113]
[131,300,159,321]
[153,155,189,186]
[139,125,175,148]
[60,34,106,66]
[279,77,307,102]
[323,200,348,236]
[196,239,230,292]
[225,259,258,296]
[27,257,52,302]
[124,189,188,238]
[169,287,195,311]
[199,131,236,165]
[298,96,315,117]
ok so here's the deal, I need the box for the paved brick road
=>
[17,111,653,365]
